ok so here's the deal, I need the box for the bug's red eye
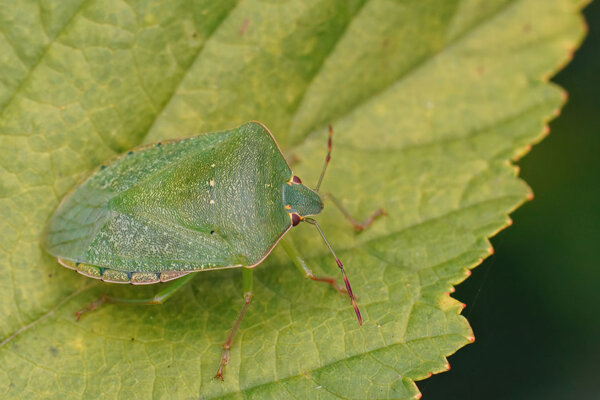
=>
[290,213,302,226]
[292,176,302,184]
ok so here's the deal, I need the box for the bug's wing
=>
[80,211,241,272]
[44,122,292,272]
[44,131,239,272]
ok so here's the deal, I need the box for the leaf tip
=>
[526,192,534,201]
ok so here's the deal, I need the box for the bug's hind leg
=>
[280,238,346,295]
[74,273,197,320]
[325,193,386,232]
[215,268,253,381]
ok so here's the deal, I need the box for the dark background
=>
[421,2,600,399]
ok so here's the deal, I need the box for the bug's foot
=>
[214,370,224,381]
[329,281,348,295]
[351,207,387,232]
[214,348,230,381]
[308,274,351,296]
[74,294,109,321]
[325,279,360,300]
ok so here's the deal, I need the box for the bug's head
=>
[283,175,323,226]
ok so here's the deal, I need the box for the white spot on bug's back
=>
[209,179,215,187]
[210,200,215,204]
[211,163,215,168]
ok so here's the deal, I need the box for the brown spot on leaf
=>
[238,18,250,36]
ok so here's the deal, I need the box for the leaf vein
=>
[0,0,91,115]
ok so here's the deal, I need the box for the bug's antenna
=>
[314,124,333,192]
[303,217,362,325]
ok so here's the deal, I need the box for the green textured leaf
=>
[0,0,586,398]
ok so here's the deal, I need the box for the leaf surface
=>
[0,0,586,398]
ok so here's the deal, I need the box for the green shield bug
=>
[43,121,384,379]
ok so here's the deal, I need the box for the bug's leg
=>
[215,268,253,381]
[303,217,362,325]
[314,124,334,192]
[74,273,196,320]
[325,193,386,232]
[74,294,109,320]
[313,125,385,231]
[280,238,346,295]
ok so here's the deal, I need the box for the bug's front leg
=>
[215,267,254,381]
[324,193,386,232]
[279,238,346,295]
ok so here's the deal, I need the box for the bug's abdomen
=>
[58,258,191,284]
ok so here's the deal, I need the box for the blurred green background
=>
[421,2,600,399]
